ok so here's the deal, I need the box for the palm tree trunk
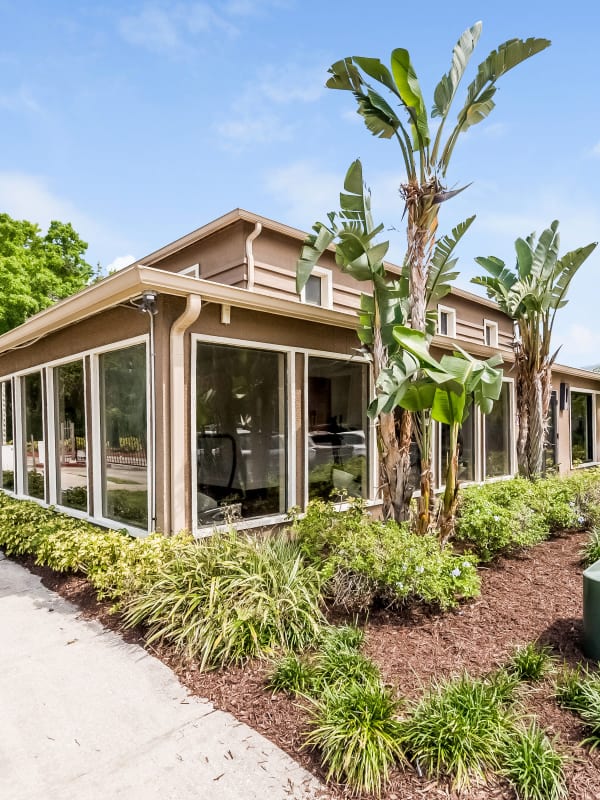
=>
[527,371,545,477]
[438,422,460,546]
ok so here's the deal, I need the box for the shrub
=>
[581,526,600,567]
[123,532,325,669]
[500,721,567,800]
[267,652,317,695]
[506,642,555,683]
[304,682,405,796]
[398,672,516,789]
[294,499,480,611]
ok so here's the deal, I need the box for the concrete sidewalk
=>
[0,554,322,800]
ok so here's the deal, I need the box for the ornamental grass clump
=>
[304,681,405,796]
[122,532,325,669]
[581,526,600,567]
[500,721,567,800]
[398,672,516,789]
[267,624,380,697]
[506,642,555,683]
[555,664,600,748]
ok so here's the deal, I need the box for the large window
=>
[484,381,512,478]
[307,357,368,501]
[99,344,148,529]
[571,391,594,465]
[440,407,476,485]
[55,360,87,511]
[0,380,14,491]
[22,372,45,499]
[196,342,287,524]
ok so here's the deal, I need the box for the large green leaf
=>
[355,90,401,139]
[326,58,363,92]
[392,326,442,372]
[296,221,336,293]
[390,48,430,148]
[353,57,401,98]
[432,386,466,425]
[432,22,482,119]
[427,215,476,307]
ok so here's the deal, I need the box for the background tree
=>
[299,22,549,527]
[473,220,597,478]
[0,214,93,335]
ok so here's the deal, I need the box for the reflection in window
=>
[440,408,475,485]
[308,357,367,501]
[196,343,286,524]
[23,372,45,499]
[571,391,594,464]
[55,360,87,511]
[485,382,512,477]
[305,275,322,306]
[0,380,14,491]
[544,391,558,473]
[99,344,148,528]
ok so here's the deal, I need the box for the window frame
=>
[178,263,200,279]
[437,304,457,338]
[482,377,516,480]
[300,266,333,310]
[570,388,596,467]
[90,335,152,536]
[0,376,16,495]
[191,333,295,535]
[483,319,499,348]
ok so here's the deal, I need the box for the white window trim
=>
[191,333,295,536]
[483,319,499,348]
[300,267,333,310]
[46,358,90,516]
[0,375,17,495]
[482,377,516,480]
[179,263,200,279]
[569,387,598,467]
[19,369,47,503]
[437,304,457,338]
[90,335,151,536]
[303,350,373,509]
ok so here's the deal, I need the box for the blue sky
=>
[2,1,600,365]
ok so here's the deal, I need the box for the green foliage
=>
[500,721,567,800]
[123,533,325,669]
[581,526,600,567]
[268,624,379,697]
[398,672,516,789]
[294,499,480,611]
[555,664,600,748]
[455,473,596,561]
[0,214,94,334]
[506,642,554,683]
[304,681,405,796]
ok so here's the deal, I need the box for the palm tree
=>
[298,22,550,527]
[473,221,597,478]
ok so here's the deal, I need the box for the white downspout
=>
[170,294,202,534]
[245,222,262,292]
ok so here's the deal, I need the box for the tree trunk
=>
[527,371,545,478]
[438,422,460,546]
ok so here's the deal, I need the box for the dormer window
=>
[300,267,333,309]
[437,305,456,338]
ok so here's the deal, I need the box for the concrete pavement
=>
[0,554,322,800]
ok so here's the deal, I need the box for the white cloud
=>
[264,160,344,229]
[0,86,42,114]
[118,3,237,55]
[107,254,137,272]
[590,141,600,158]
[0,172,134,269]
[216,60,326,148]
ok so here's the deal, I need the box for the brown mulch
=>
[14,530,600,800]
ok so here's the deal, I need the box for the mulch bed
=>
[16,529,600,799]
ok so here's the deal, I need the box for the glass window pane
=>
[571,391,593,464]
[0,380,14,491]
[305,275,322,306]
[440,408,475,484]
[485,382,511,478]
[196,343,287,524]
[23,372,45,499]
[308,357,368,501]
[55,361,87,511]
[99,344,148,528]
